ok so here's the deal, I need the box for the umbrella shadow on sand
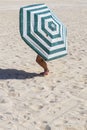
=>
[0,69,40,80]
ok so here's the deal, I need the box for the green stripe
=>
[27,11,31,33]
[19,8,23,36]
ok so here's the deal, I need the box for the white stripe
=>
[23,10,27,36]
[24,4,47,11]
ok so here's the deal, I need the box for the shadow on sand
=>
[0,68,40,80]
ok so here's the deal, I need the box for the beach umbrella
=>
[19,4,67,61]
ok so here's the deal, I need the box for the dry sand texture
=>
[0,0,87,130]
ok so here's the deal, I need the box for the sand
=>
[0,0,87,130]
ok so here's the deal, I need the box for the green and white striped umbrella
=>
[19,4,67,61]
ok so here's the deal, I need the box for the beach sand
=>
[0,0,87,130]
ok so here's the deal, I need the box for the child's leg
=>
[36,55,49,75]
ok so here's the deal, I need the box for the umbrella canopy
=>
[19,4,67,61]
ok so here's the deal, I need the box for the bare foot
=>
[40,70,49,76]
